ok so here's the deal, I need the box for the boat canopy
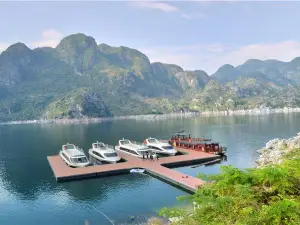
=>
[120,139,130,145]
[172,131,191,137]
[93,142,106,149]
[63,144,76,150]
[147,138,159,143]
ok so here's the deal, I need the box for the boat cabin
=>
[169,131,226,155]
[119,139,131,145]
[62,144,77,150]
[117,138,155,157]
[146,138,159,144]
[92,142,106,149]
[171,132,192,141]
[60,143,89,166]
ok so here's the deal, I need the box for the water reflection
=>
[1,113,300,224]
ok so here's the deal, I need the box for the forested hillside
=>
[1,33,300,121]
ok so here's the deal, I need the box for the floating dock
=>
[47,148,220,193]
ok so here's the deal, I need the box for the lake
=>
[1,113,300,225]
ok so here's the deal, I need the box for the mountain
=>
[1,33,300,121]
[0,33,211,121]
[211,64,238,84]
[212,58,300,86]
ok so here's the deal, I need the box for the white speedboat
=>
[130,168,145,173]
[88,141,121,163]
[143,137,177,156]
[115,138,152,158]
[59,143,90,168]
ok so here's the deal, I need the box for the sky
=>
[1,1,300,74]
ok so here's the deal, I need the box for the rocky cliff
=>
[1,33,300,121]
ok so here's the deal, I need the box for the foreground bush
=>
[160,149,300,225]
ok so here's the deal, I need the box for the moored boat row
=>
[115,138,177,158]
[59,132,227,168]
[59,142,122,167]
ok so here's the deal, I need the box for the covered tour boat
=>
[169,131,227,155]
[59,143,90,167]
[143,137,177,156]
[89,141,121,163]
[115,138,154,158]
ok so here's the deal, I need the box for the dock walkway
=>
[48,148,219,192]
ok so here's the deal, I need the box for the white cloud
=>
[31,29,63,48]
[138,40,300,74]
[42,29,62,40]
[130,1,178,12]
[129,1,205,20]
[0,43,9,52]
[0,29,63,53]
[181,12,205,19]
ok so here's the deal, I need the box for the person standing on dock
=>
[150,153,153,161]
[142,153,145,160]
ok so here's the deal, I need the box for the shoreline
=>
[0,112,200,125]
[200,107,300,116]
[1,107,300,125]
[256,132,300,167]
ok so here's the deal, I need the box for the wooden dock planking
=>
[145,165,204,193]
[47,147,220,192]
[47,156,133,181]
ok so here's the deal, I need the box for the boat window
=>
[104,152,118,157]
[93,151,103,158]
[150,146,162,151]
[120,140,130,145]
[62,153,70,162]
[148,138,158,143]
[98,143,106,149]
[120,147,138,155]
[66,144,75,150]
[94,143,105,149]
[71,157,88,163]
[162,146,174,150]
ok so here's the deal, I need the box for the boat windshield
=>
[120,140,130,145]
[64,144,75,150]
[148,138,158,143]
[104,152,118,157]
[94,143,106,149]
[71,157,88,163]
[162,146,174,150]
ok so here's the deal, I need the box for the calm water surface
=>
[1,113,300,224]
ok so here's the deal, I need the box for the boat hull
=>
[151,150,177,156]
[115,146,144,158]
[88,150,121,164]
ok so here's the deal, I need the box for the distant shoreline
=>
[1,107,300,125]
[0,112,200,125]
[200,107,300,116]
